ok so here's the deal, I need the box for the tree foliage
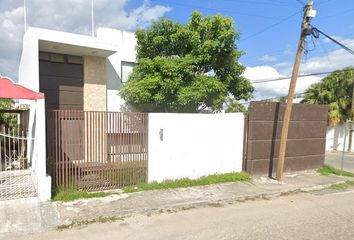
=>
[224,97,248,114]
[301,67,354,127]
[120,11,253,112]
[0,98,17,129]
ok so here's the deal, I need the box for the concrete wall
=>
[97,28,137,111]
[246,102,328,175]
[18,30,39,93]
[83,56,107,111]
[27,99,51,201]
[148,113,244,182]
[326,124,354,152]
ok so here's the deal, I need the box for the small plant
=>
[329,180,354,190]
[123,172,251,193]
[317,165,354,177]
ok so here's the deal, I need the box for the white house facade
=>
[19,27,137,112]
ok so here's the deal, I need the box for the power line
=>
[311,27,354,55]
[239,92,307,105]
[153,0,303,41]
[220,0,295,7]
[316,0,336,5]
[152,0,285,20]
[251,69,354,84]
[316,8,354,20]
[295,0,306,6]
[241,10,302,41]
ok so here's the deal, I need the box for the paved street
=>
[8,189,354,240]
[325,151,354,173]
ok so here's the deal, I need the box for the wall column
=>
[83,56,106,111]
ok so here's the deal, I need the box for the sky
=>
[0,0,354,100]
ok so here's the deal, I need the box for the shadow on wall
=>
[333,126,345,151]
[329,124,353,152]
[106,60,122,90]
[268,103,280,177]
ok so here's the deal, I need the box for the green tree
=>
[301,67,354,127]
[0,98,17,130]
[224,97,248,114]
[120,11,253,112]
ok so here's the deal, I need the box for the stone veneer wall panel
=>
[83,56,106,111]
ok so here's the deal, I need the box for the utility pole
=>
[276,0,315,181]
[348,72,354,152]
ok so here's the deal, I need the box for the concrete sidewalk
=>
[55,171,350,228]
[1,170,351,239]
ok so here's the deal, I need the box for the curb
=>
[55,179,346,230]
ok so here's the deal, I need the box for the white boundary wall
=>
[148,113,245,182]
[27,99,51,201]
[326,124,354,152]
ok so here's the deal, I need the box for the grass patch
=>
[53,189,111,202]
[123,172,251,193]
[329,180,354,190]
[317,165,354,177]
[53,172,250,201]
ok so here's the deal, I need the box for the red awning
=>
[0,76,44,100]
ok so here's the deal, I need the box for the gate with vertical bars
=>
[0,128,36,200]
[46,110,148,191]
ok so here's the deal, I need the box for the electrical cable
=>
[295,0,306,6]
[311,26,354,55]
[251,69,354,84]
[151,0,284,20]
[241,10,302,41]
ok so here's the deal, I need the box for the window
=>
[39,52,83,65]
[121,61,135,83]
[67,55,83,64]
[50,53,65,63]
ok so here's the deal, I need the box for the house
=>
[18,27,137,112]
[6,27,138,201]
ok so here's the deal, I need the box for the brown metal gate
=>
[46,110,148,191]
[244,102,328,176]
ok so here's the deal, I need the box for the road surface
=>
[7,188,354,240]
[325,151,354,173]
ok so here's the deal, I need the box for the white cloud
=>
[0,4,25,81]
[299,39,354,74]
[275,37,354,75]
[283,49,294,56]
[245,36,354,99]
[244,66,321,99]
[258,54,278,62]
[322,35,349,45]
[0,0,171,81]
